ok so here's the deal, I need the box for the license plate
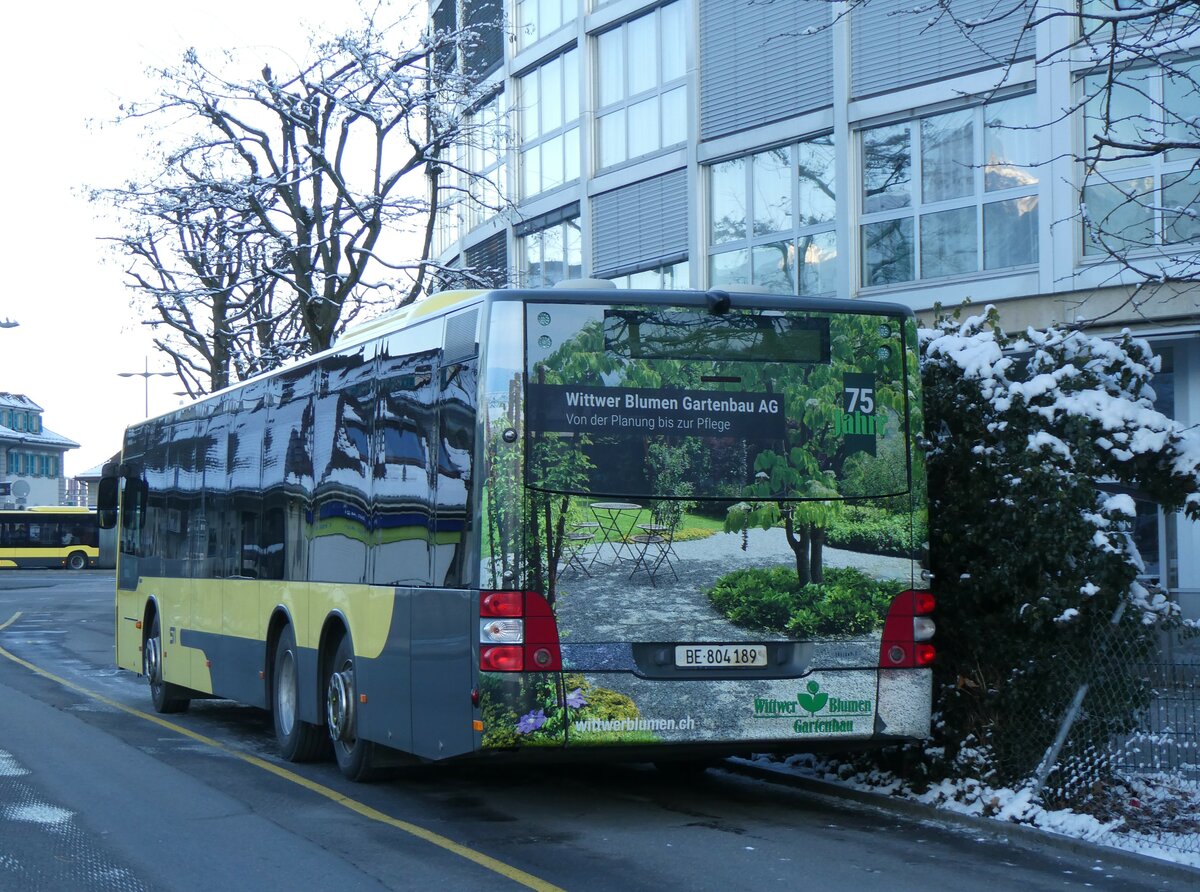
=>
[675,644,767,668]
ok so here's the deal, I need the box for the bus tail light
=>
[479,590,562,672]
[879,589,936,668]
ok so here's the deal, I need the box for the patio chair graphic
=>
[629,501,682,586]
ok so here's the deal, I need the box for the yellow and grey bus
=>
[99,287,933,780]
[0,506,100,570]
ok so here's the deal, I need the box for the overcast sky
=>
[0,1,399,477]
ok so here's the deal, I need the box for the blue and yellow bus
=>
[100,286,933,780]
[0,506,100,570]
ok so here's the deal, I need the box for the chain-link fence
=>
[1029,629,1199,858]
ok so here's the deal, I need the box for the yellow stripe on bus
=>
[0,631,562,892]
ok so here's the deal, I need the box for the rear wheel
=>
[66,551,86,571]
[272,626,328,762]
[145,614,189,714]
[326,635,381,782]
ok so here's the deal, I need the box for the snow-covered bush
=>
[921,306,1200,785]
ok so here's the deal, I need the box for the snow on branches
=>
[919,305,1198,781]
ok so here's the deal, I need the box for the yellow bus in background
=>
[0,506,100,570]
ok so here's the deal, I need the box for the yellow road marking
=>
[0,622,562,892]
[0,611,21,630]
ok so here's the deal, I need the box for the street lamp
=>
[118,357,174,417]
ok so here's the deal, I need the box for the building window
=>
[1081,60,1200,257]
[434,92,507,255]
[595,1,687,169]
[15,414,25,432]
[609,260,690,289]
[6,452,16,474]
[708,135,837,295]
[520,213,582,286]
[515,0,577,51]
[519,48,580,199]
[859,93,1039,287]
[464,93,507,233]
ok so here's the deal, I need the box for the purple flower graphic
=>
[516,708,547,734]
[565,687,587,710]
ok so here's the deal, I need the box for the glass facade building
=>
[429,0,1200,619]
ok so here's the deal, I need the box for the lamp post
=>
[118,357,174,417]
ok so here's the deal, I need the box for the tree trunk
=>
[810,525,825,584]
[784,511,812,586]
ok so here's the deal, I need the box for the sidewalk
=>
[723,757,1200,880]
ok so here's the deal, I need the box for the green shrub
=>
[707,566,898,637]
[823,505,918,557]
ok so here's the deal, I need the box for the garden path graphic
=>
[553,526,912,644]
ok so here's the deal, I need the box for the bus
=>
[99,286,933,780]
[0,506,101,570]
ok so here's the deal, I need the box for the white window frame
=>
[518,48,581,199]
[519,215,582,287]
[858,93,1041,289]
[1078,60,1200,262]
[608,260,690,289]
[514,0,578,51]
[707,134,838,296]
[593,1,688,171]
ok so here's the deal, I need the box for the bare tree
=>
[103,174,296,395]
[94,1,504,392]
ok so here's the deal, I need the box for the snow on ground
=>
[752,751,1200,870]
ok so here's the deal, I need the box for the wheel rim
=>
[276,649,298,735]
[326,659,356,744]
[144,634,162,685]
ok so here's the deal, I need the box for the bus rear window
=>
[603,310,830,364]
[525,302,912,502]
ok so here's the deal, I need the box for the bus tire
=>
[146,614,190,714]
[272,625,328,762]
[326,635,381,782]
[66,551,87,571]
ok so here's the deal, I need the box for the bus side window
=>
[434,359,478,588]
[120,479,149,554]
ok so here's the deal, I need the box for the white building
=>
[430,0,1200,617]
[0,393,80,508]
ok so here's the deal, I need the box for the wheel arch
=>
[140,597,161,653]
[318,610,351,691]
[264,607,293,711]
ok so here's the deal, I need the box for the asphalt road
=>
[0,570,1189,891]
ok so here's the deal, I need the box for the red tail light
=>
[481,590,523,617]
[479,590,562,672]
[480,645,524,672]
[879,589,936,668]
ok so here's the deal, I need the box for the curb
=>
[721,758,1200,885]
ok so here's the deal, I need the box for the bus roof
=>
[126,286,915,431]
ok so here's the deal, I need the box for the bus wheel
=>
[272,626,327,762]
[145,614,189,714]
[326,636,380,782]
[66,552,86,571]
